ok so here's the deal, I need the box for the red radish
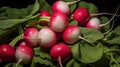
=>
[63,25,80,44]
[63,25,95,45]
[86,5,120,29]
[73,8,90,26]
[15,45,33,67]
[39,10,51,26]
[24,27,39,47]
[0,44,15,62]
[38,28,57,48]
[55,32,63,41]
[50,12,69,32]
[50,43,72,67]
[52,0,80,15]
[40,10,51,16]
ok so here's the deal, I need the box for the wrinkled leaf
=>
[80,27,104,42]
[106,35,120,45]
[34,47,51,60]
[32,56,54,66]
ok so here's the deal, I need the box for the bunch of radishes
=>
[0,0,119,67]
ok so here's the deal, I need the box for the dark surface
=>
[0,0,120,26]
[0,0,119,13]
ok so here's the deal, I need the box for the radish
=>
[24,27,39,47]
[0,44,15,62]
[38,28,57,48]
[86,5,120,29]
[39,10,51,26]
[15,45,33,67]
[63,25,94,45]
[50,12,69,32]
[19,41,27,46]
[52,0,80,15]
[50,43,72,67]
[73,8,90,26]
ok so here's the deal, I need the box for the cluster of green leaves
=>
[0,0,120,67]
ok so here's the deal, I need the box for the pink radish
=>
[63,25,94,45]
[39,10,51,26]
[86,18,101,29]
[24,27,39,47]
[50,43,72,67]
[15,45,33,67]
[0,44,15,62]
[52,0,80,15]
[73,8,90,26]
[50,12,69,32]
[86,5,120,29]
[38,28,57,48]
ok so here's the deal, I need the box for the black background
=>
[0,0,120,13]
[0,0,120,26]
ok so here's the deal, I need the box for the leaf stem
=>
[9,34,24,47]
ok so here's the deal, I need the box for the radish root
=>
[58,56,63,67]
[15,59,22,67]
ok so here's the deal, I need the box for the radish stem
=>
[78,36,95,45]
[100,4,120,27]
[91,13,120,16]
[66,0,80,5]
[9,34,23,47]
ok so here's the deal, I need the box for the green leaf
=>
[39,0,52,14]
[114,26,120,35]
[34,47,51,60]
[31,0,40,15]
[66,59,82,67]
[73,42,104,64]
[72,42,81,59]
[106,35,120,45]
[78,1,98,13]
[32,56,54,66]
[80,27,104,42]
[69,20,78,25]
[0,14,39,29]
[100,16,110,32]
[6,7,29,19]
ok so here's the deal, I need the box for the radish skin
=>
[24,27,39,47]
[15,45,33,67]
[38,28,57,48]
